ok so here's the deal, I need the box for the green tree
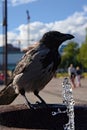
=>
[60,41,79,69]
[77,29,87,69]
[77,43,87,69]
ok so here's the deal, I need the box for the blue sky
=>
[0,0,87,49]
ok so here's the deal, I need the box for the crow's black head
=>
[40,31,74,49]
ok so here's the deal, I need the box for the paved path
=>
[0,77,87,105]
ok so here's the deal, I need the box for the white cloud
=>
[0,31,18,47]
[83,5,87,12]
[8,0,38,6]
[0,5,87,49]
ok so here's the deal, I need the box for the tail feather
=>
[0,84,18,105]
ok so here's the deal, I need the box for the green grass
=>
[56,73,68,78]
[82,73,87,78]
[56,72,87,78]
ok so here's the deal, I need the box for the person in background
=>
[68,64,76,88]
[76,66,82,87]
[0,72,4,85]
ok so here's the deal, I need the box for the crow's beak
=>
[59,33,74,43]
[65,34,75,40]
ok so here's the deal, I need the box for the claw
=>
[25,101,36,110]
[34,91,46,103]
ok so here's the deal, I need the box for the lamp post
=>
[2,0,8,86]
[26,10,30,47]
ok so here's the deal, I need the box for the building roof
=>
[0,44,21,54]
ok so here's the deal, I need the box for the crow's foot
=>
[35,101,48,108]
[25,101,36,110]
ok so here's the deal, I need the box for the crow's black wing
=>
[13,45,50,78]
[13,49,37,77]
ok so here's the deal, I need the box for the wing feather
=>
[13,45,50,78]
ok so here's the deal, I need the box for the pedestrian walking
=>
[68,64,76,88]
[76,66,82,87]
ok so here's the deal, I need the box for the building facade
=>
[0,44,24,71]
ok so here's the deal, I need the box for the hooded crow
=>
[0,31,74,109]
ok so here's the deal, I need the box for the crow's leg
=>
[19,89,35,109]
[34,90,47,106]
